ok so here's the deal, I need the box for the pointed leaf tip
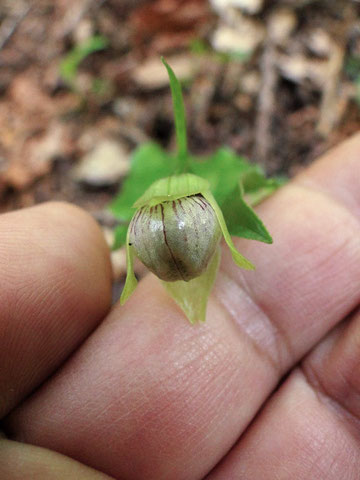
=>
[202,190,255,271]
[161,56,188,170]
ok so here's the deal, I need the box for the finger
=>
[0,202,112,418]
[302,307,360,431]
[206,310,360,479]
[0,438,113,479]
[4,136,360,480]
[296,133,360,217]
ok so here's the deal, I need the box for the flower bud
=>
[129,195,222,282]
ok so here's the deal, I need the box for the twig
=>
[0,5,30,52]
[317,4,355,136]
[253,25,277,169]
[317,43,345,136]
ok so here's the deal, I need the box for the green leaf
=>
[59,35,109,86]
[189,147,283,207]
[222,186,273,243]
[109,142,174,221]
[189,147,249,204]
[243,179,286,207]
[202,190,255,270]
[240,169,286,206]
[161,57,188,170]
[161,246,221,323]
[120,228,138,305]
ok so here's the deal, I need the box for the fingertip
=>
[0,202,112,417]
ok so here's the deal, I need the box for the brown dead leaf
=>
[1,122,71,192]
[130,0,212,54]
[9,71,56,117]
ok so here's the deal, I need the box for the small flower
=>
[129,195,221,282]
[121,173,254,323]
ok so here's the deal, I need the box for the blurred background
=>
[1,0,359,282]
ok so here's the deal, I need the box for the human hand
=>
[1,134,360,479]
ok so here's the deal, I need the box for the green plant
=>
[345,55,360,106]
[59,35,109,91]
[110,58,284,323]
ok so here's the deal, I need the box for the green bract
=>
[120,173,254,323]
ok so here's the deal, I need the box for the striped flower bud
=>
[121,173,254,323]
[129,195,222,282]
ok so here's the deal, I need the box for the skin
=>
[0,133,359,480]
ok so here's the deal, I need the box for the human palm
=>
[1,134,360,480]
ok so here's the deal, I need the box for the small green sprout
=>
[59,35,108,91]
[110,58,282,323]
